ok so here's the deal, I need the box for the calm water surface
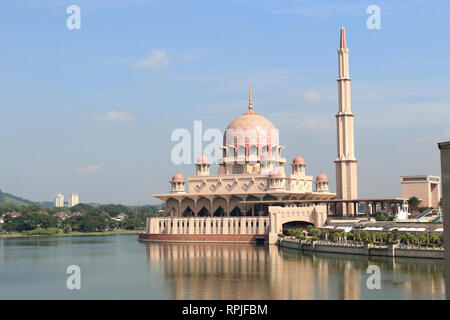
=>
[0,234,445,299]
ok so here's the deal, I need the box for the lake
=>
[0,234,445,299]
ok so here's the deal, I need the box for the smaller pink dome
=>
[269,169,281,178]
[316,173,328,182]
[292,155,305,165]
[196,155,209,164]
[172,172,185,182]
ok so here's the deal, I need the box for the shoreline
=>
[0,229,143,239]
[278,238,444,259]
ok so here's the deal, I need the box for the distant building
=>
[54,212,68,220]
[2,211,22,219]
[401,175,440,208]
[55,193,64,207]
[113,213,128,221]
[68,193,79,207]
[66,212,81,218]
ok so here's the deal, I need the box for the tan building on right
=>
[400,175,440,208]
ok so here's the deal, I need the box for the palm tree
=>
[408,196,421,213]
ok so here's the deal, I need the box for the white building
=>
[68,193,79,207]
[55,193,64,207]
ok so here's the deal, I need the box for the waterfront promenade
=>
[278,238,444,259]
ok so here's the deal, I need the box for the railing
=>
[147,216,270,235]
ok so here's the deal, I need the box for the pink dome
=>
[316,173,328,183]
[269,169,281,178]
[196,155,209,164]
[292,155,304,165]
[171,172,185,182]
[223,111,278,147]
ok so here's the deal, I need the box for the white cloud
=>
[91,110,135,122]
[132,49,170,69]
[76,165,101,173]
[301,90,322,104]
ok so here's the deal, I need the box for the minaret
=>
[248,84,255,113]
[335,27,358,215]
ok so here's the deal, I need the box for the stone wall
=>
[279,238,444,259]
[146,217,270,236]
[138,233,267,243]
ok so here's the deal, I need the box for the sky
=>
[0,0,449,205]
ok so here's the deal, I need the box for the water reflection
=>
[145,243,445,300]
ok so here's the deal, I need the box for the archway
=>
[213,207,225,217]
[181,198,195,216]
[166,197,179,216]
[198,207,210,217]
[197,197,211,216]
[182,206,194,217]
[212,197,227,215]
[230,206,243,217]
[282,221,314,235]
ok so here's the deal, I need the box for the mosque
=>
[154,27,356,218]
[153,85,336,218]
[141,27,362,243]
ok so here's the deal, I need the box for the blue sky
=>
[0,0,449,205]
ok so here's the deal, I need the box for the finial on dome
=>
[248,84,253,112]
[340,26,346,49]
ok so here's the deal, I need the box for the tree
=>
[385,232,394,244]
[408,197,421,212]
[428,232,438,245]
[310,229,321,237]
[375,212,387,221]
[391,229,399,241]
[407,233,417,245]
[122,217,139,230]
[63,225,72,234]
[418,232,429,246]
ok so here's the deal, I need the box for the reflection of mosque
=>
[145,243,444,299]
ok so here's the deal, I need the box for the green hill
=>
[0,190,36,206]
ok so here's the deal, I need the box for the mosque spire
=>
[248,84,253,112]
[340,26,346,49]
[335,26,358,216]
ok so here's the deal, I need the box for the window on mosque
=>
[238,145,246,157]
[229,148,236,157]
[232,164,244,174]
[271,146,278,158]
